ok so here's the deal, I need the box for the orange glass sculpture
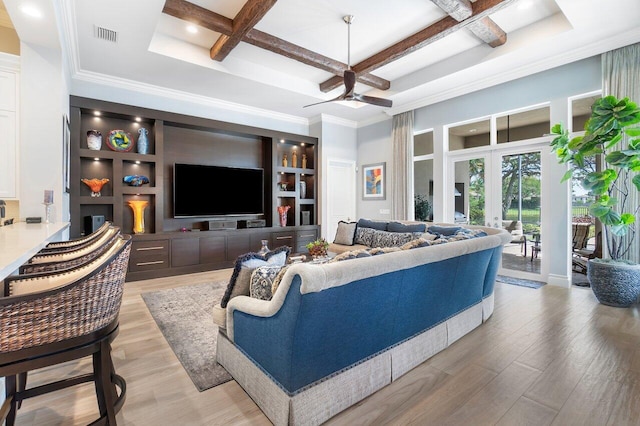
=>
[127,200,149,234]
[81,178,110,197]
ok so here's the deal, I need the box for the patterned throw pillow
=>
[369,229,416,248]
[354,227,377,246]
[329,249,372,262]
[250,266,283,301]
[220,246,290,308]
[271,265,290,296]
[333,221,358,245]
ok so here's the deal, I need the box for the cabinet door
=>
[227,234,251,260]
[0,111,16,198]
[200,236,226,264]
[172,238,199,267]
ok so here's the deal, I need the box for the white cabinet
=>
[0,69,17,199]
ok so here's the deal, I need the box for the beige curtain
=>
[391,111,414,220]
[602,42,640,263]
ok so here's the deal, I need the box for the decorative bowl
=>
[107,130,134,152]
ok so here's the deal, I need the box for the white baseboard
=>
[547,273,570,288]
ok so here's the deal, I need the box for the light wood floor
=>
[9,269,640,425]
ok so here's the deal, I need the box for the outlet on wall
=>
[379,209,390,215]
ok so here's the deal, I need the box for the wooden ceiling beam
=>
[163,0,232,35]
[343,0,516,79]
[467,17,506,47]
[430,0,506,47]
[430,0,472,21]
[244,29,390,91]
[163,0,390,91]
[210,0,277,61]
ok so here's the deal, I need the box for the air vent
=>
[94,25,118,43]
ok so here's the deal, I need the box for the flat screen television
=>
[173,163,264,217]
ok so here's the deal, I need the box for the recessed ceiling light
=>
[469,128,477,133]
[93,111,101,116]
[135,117,141,122]
[20,4,43,19]
[186,25,198,34]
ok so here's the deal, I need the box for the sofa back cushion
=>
[387,221,426,233]
[357,218,388,230]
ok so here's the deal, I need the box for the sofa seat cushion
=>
[328,242,369,254]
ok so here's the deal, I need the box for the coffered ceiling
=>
[4,0,640,125]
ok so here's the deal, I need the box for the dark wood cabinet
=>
[69,96,319,281]
[171,238,199,267]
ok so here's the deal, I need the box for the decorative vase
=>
[258,239,270,255]
[587,258,640,307]
[137,128,149,154]
[282,154,288,167]
[127,200,149,234]
[292,150,297,168]
[299,181,306,199]
[301,154,307,169]
[87,130,102,150]
[277,205,290,227]
[81,178,109,197]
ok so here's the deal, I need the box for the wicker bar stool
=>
[0,234,132,425]
[19,226,121,275]
[40,220,112,253]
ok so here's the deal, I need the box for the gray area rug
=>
[496,275,546,289]
[142,281,232,391]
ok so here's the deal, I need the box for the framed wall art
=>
[362,162,386,200]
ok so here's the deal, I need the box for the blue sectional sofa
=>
[216,224,511,426]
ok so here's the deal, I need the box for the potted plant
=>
[550,95,640,306]
[306,238,329,259]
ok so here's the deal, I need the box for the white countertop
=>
[0,221,70,281]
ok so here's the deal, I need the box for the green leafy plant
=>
[306,238,329,257]
[414,194,431,221]
[550,95,640,260]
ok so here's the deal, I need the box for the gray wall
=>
[356,118,393,220]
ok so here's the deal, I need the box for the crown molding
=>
[388,29,640,117]
[71,69,310,128]
[308,114,358,129]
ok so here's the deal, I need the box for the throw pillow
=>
[220,245,290,308]
[400,238,432,250]
[329,249,372,262]
[387,221,426,233]
[333,221,358,245]
[354,227,377,246]
[357,218,388,231]
[271,265,290,296]
[369,229,416,248]
[250,265,284,301]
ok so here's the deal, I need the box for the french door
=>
[448,144,544,280]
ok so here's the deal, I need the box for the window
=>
[448,119,490,151]
[496,106,550,144]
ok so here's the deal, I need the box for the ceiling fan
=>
[304,15,392,108]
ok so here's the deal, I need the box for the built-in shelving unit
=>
[69,96,319,281]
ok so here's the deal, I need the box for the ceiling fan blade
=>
[353,93,393,108]
[303,94,344,108]
[344,70,356,95]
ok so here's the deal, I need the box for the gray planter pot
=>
[587,258,640,307]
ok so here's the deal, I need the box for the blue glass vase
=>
[137,127,149,154]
